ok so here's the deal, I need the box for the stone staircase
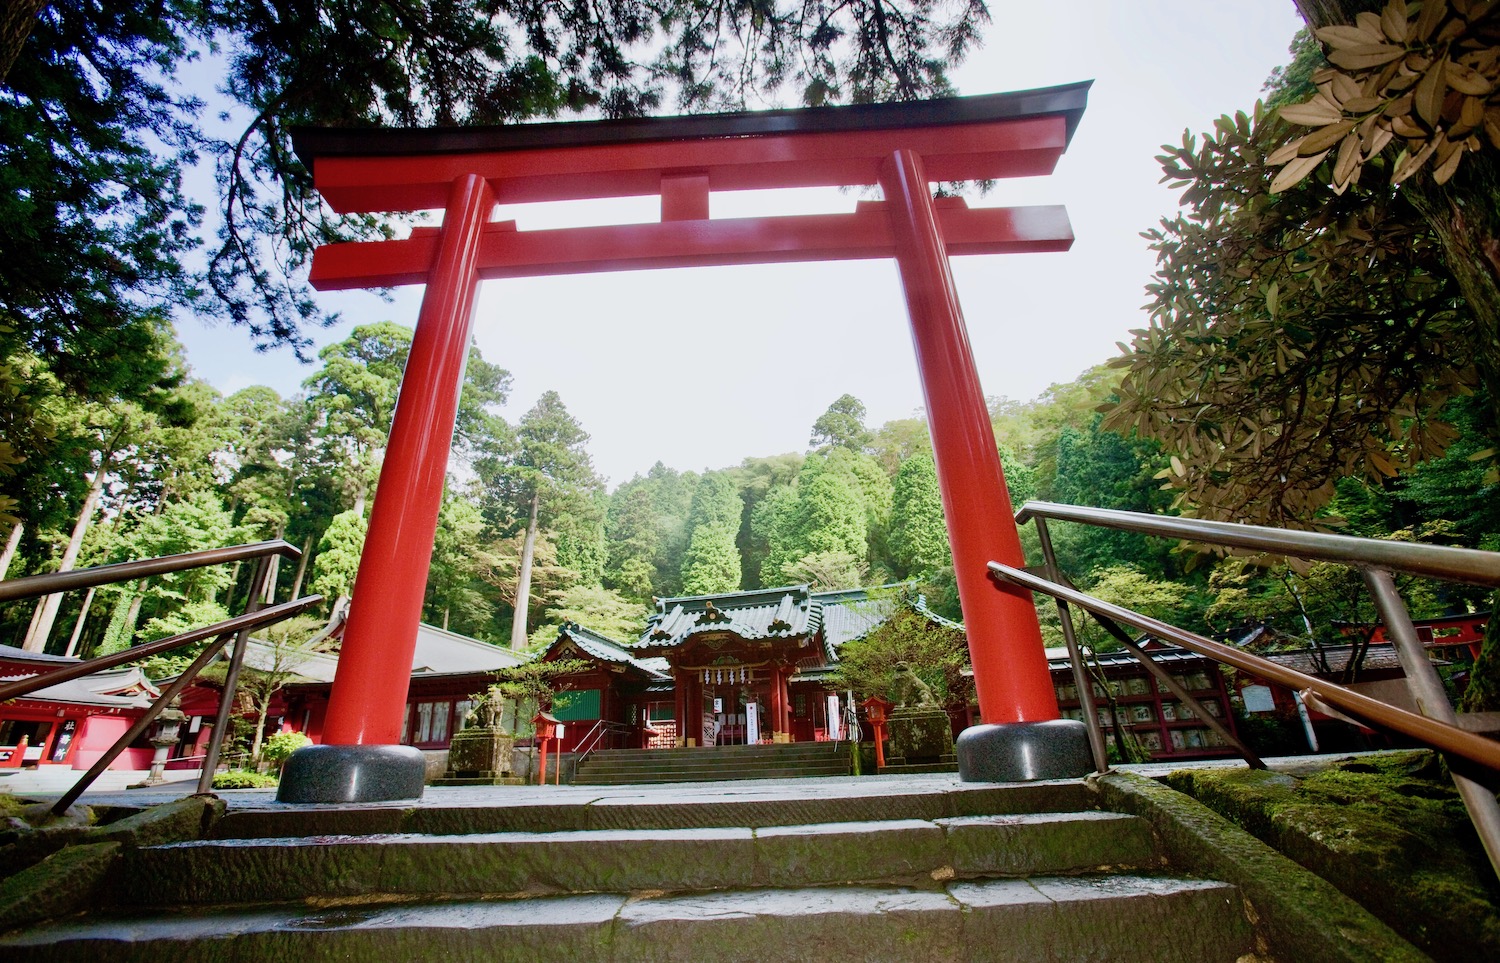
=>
[572,740,854,784]
[0,778,1258,961]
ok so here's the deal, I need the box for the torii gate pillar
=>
[880,149,1088,779]
[278,85,1093,803]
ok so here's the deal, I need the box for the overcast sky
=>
[175,1,1307,489]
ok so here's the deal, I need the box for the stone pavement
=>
[1,750,1384,813]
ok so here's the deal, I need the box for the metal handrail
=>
[1004,498,1500,880]
[0,597,320,703]
[576,719,633,767]
[1015,501,1500,588]
[0,539,303,603]
[1,539,319,811]
[991,561,1500,773]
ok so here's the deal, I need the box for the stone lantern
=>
[132,701,187,788]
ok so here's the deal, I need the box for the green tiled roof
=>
[635,585,822,653]
[549,623,671,680]
[632,583,966,666]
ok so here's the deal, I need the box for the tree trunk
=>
[289,534,312,600]
[509,492,540,650]
[26,450,111,651]
[250,696,271,770]
[260,524,286,603]
[64,585,95,657]
[0,521,21,580]
[0,0,45,85]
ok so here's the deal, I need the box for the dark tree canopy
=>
[4,0,989,390]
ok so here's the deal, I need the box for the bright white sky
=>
[176,1,1307,489]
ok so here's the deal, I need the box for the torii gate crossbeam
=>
[279,84,1094,802]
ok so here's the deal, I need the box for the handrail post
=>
[197,555,272,794]
[51,632,234,815]
[1364,568,1500,879]
[1033,517,1111,776]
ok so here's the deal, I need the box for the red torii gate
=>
[279,83,1093,802]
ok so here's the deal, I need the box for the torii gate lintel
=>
[278,84,1094,803]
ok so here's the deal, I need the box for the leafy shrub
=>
[212,769,278,789]
[261,730,312,768]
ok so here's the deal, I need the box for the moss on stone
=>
[0,841,121,930]
[1163,751,1499,962]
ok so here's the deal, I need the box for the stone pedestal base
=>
[276,744,426,803]
[444,728,515,779]
[887,706,955,764]
[957,720,1091,783]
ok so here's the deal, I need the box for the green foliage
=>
[212,769,278,790]
[1074,566,1197,652]
[888,451,949,578]
[1041,416,1176,580]
[832,604,971,712]
[678,472,745,594]
[488,658,593,714]
[810,394,872,452]
[679,523,743,595]
[261,730,312,768]
[310,509,367,605]
[686,472,744,533]
[1,2,202,403]
[1107,5,1500,530]
[765,467,867,584]
[426,490,496,636]
[527,585,649,646]
[781,550,867,591]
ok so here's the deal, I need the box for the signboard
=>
[1241,685,1275,713]
[827,694,842,740]
[713,697,723,713]
[746,702,760,744]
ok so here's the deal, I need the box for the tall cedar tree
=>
[495,392,602,649]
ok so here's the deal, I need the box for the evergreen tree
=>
[486,391,602,648]
[680,523,742,596]
[765,465,868,584]
[810,394,872,452]
[310,508,368,616]
[604,483,662,600]
[889,452,950,578]
[426,490,495,636]
[527,585,649,647]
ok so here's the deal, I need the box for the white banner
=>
[746,702,760,744]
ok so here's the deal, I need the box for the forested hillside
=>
[3,317,1494,678]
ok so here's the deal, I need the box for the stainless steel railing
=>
[1005,500,1500,878]
[1,541,321,812]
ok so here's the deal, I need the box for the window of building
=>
[408,701,453,745]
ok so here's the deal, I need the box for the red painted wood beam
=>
[879,148,1058,726]
[320,173,493,747]
[310,117,1069,213]
[309,202,1074,290]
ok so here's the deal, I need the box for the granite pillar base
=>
[276,743,427,803]
[956,719,1091,783]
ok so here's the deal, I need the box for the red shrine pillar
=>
[879,149,1087,780]
[278,173,494,802]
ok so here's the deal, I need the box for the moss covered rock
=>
[1165,752,1500,962]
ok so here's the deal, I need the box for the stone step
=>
[576,755,850,773]
[572,764,852,785]
[582,742,851,762]
[0,875,1253,962]
[126,811,1157,906]
[209,779,1096,840]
